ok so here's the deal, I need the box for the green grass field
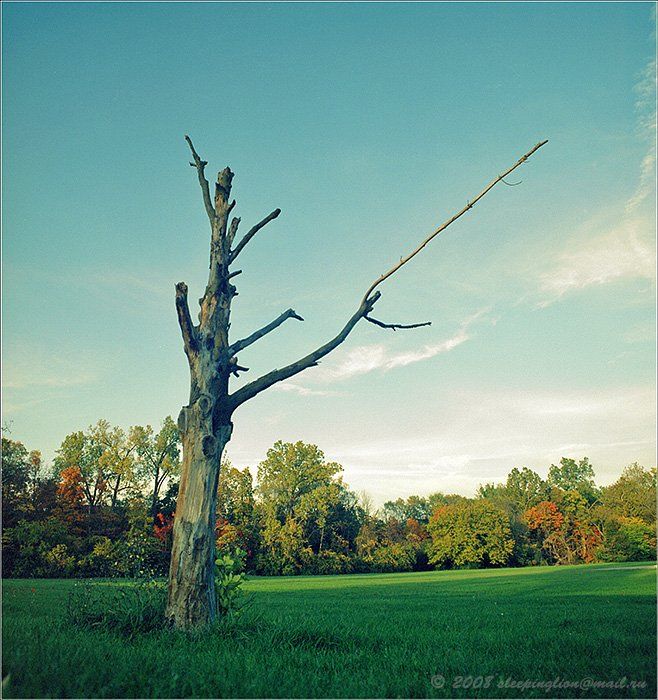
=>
[2,562,656,698]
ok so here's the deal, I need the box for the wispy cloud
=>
[1,348,99,395]
[626,58,656,213]
[316,309,488,382]
[326,331,468,381]
[537,217,655,305]
[533,51,656,308]
[2,373,96,390]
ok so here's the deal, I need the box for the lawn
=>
[2,562,656,698]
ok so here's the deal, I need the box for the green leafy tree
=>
[255,441,358,573]
[55,421,144,512]
[599,516,656,562]
[505,467,550,512]
[258,515,308,575]
[382,495,431,523]
[1,437,41,527]
[217,463,259,561]
[217,462,255,525]
[54,429,107,512]
[296,482,362,554]
[257,441,342,521]
[428,492,468,511]
[2,518,72,577]
[91,420,141,509]
[132,417,181,517]
[600,464,656,523]
[428,500,514,568]
[548,457,599,503]
[477,469,550,565]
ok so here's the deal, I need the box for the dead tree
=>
[166,137,548,628]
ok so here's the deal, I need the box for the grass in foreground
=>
[2,562,656,698]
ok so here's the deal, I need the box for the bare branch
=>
[229,293,381,407]
[229,208,281,263]
[228,269,242,279]
[227,217,241,249]
[365,316,431,331]
[361,140,548,304]
[229,358,250,377]
[184,135,215,224]
[175,282,197,355]
[229,308,304,355]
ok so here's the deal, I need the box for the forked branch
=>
[227,217,241,248]
[175,282,197,355]
[230,308,305,355]
[185,135,215,224]
[230,209,282,263]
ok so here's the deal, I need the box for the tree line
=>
[2,419,656,578]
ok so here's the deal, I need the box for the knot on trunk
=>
[197,394,213,416]
[177,407,188,434]
[201,435,216,457]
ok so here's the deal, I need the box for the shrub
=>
[66,579,167,637]
[2,518,72,577]
[303,550,353,575]
[601,516,657,562]
[77,537,119,577]
[112,500,164,577]
[214,550,249,618]
[360,543,416,573]
[44,544,76,577]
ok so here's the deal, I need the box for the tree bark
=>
[111,474,121,510]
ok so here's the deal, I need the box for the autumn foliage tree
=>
[55,467,87,532]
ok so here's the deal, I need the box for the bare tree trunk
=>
[111,474,121,510]
[165,142,241,628]
[151,465,161,519]
[166,420,232,628]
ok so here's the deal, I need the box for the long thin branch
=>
[365,316,431,331]
[184,135,215,224]
[229,293,381,407]
[361,140,548,304]
[229,308,304,355]
[229,208,281,263]
[230,140,548,409]
[175,282,197,355]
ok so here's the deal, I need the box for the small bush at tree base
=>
[214,549,249,618]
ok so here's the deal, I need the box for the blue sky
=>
[3,2,656,503]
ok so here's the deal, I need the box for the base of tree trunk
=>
[165,424,231,629]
